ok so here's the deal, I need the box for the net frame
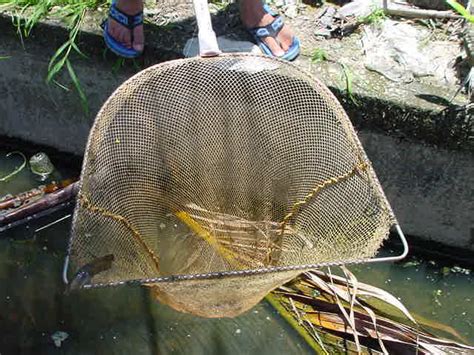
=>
[63,53,408,290]
[63,226,407,288]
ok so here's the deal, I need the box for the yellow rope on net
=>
[78,193,161,272]
[279,161,369,235]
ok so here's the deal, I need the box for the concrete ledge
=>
[0,11,472,251]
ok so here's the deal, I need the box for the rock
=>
[464,23,474,66]
[284,4,299,19]
[339,0,382,18]
[362,20,438,82]
[314,6,337,38]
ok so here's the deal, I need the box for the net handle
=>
[193,0,221,57]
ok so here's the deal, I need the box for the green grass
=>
[0,0,106,34]
[339,63,359,106]
[310,48,328,63]
[209,0,230,12]
[0,0,108,113]
[445,0,474,23]
[359,7,386,25]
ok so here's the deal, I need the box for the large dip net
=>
[66,54,397,318]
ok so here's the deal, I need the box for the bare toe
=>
[109,18,132,48]
[240,4,295,58]
[278,26,294,52]
[262,37,285,57]
[105,0,143,53]
[132,25,144,52]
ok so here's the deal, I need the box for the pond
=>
[0,147,472,353]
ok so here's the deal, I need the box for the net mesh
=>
[67,54,396,317]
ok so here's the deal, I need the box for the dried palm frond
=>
[271,267,474,354]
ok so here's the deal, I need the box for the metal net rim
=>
[65,221,406,289]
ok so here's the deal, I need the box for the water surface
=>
[0,148,472,353]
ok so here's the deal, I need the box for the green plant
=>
[446,0,474,23]
[0,0,107,113]
[111,57,125,74]
[1,0,54,36]
[339,63,359,106]
[359,7,386,25]
[209,0,230,12]
[47,3,91,113]
[310,48,328,63]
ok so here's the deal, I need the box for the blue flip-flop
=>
[102,0,144,58]
[248,4,300,61]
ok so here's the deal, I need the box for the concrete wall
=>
[0,18,129,154]
[361,132,473,251]
[0,16,472,252]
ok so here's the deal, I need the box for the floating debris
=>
[29,152,55,181]
[450,266,471,275]
[433,289,443,306]
[402,260,422,268]
[442,266,451,276]
[441,265,471,276]
[51,331,69,348]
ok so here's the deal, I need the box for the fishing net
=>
[67,54,397,318]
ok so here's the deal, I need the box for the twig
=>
[34,214,71,233]
[265,294,327,354]
[0,183,78,228]
[384,2,462,19]
[327,267,362,353]
[0,179,76,210]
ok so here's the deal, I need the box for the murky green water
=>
[0,148,472,353]
[351,257,473,345]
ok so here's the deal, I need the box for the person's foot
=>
[239,0,294,57]
[106,0,144,53]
